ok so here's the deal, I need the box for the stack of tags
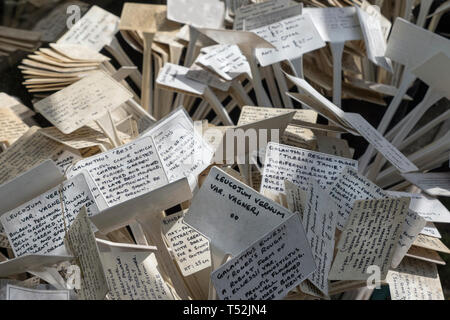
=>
[0,26,41,57]
[18,5,123,98]
[19,44,110,96]
[0,0,448,302]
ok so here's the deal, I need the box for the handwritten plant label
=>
[251,14,326,67]
[162,212,211,276]
[184,166,294,256]
[34,71,132,134]
[261,142,358,196]
[211,214,315,300]
[101,251,175,300]
[1,174,98,257]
